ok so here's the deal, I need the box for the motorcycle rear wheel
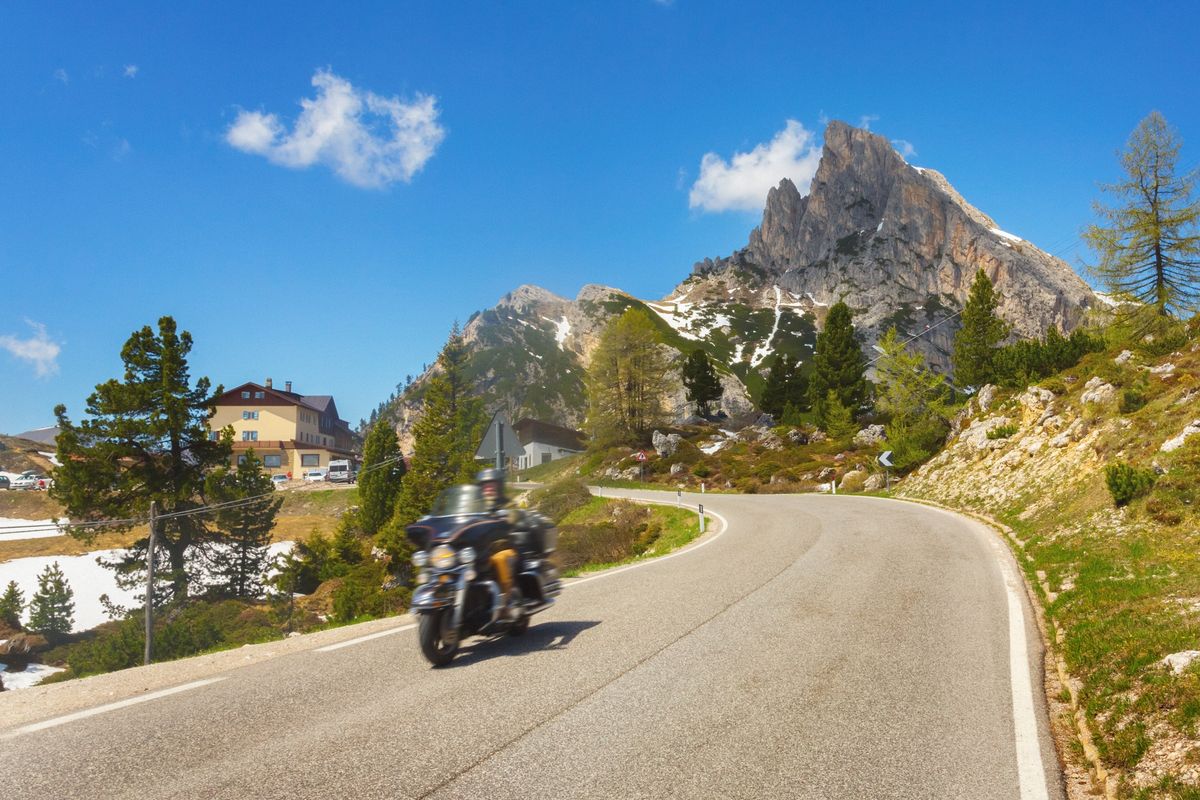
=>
[418,610,459,666]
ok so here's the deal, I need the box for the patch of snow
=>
[749,287,784,368]
[876,220,884,233]
[540,315,572,350]
[1095,292,1121,308]
[913,166,926,174]
[990,227,1023,243]
[805,292,829,308]
[38,452,62,468]
[0,517,70,541]
[0,661,65,691]
[699,441,727,455]
[732,343,746,363]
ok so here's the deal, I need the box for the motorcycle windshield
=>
[430,485,489,517]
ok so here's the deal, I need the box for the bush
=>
[885,413,950,472]
[529,478,593,521]
[1119,386,1147,414]
[993,327,1105,387]
[331,561,410,623]
[986,423,1019,440]
[1105,462,1157,506]
[692,464,712,479]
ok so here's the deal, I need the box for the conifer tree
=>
[682,349,723,417]
[952,269,1010,388]
[761,354,809,419]
[392,325,486,527]
[203,449,281,599]
[808,302,869,423]
[27,562,74,634]
[1084,111,1200,317]
[821,391,858,443]
[357,422,406,536]
[0,581,24,629]
[51,317,231,603]
[586,309,674,446]
[874,327,952,469]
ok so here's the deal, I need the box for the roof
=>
[216,383,343,425]
[513,418,585,452]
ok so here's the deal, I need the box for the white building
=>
[513,418,585,470]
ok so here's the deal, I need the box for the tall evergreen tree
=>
[760,354,809,419]
[1084,111,1200,317]
[808,302,869,423]
[392,325,486,527]
[27,562,74,634]
[681,348,723,417]
[875,327,953,471]
[203,449,282,599]
[51,317,231,604]
[0,581,25,629]
[952,269,1010,387]
[586,309,674,446]
[357,421,406,536]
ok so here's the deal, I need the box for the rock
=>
[834,453,846,463]
[817,467,836,482]
[864,473,887,491]
[960,416,1014,451]
[1115,349,1134,365]
[669,463,687,476]
[1161,650,1200,675]
[977,384,998,412]
[1080,378,1117,405]
[839,469,868,492]
[786,429,809,445]
[1020,386,1055,411]
[809,430,828,444]
[652,430,682,458]
[754,413,777,428]
[1161,420,1200,453]
[853,424,887,446]
[759,430,784,451]
[1151,362,1177,379]
[681,415,706,426]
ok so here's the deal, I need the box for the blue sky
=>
[1,1,1198,434]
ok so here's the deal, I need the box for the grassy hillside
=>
[900,329,1200,797]
[0,435,57,475]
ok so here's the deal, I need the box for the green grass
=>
[559,500,705,577]
[516,453,583,483]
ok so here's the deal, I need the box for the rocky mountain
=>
[385,120,1101,447]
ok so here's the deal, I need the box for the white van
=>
[327,459,358,484]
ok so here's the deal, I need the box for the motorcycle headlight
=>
[430,544,457,570]
[458,546,476,565]
[417,570,431,585]
[411,550,429,568]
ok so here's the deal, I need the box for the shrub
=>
[692,464,712,479]
[529,478,593,521]
[885,413,951,472]
[331,561,409,623]
[1105,462,1157,506]
[993,327,1105,387]
[1119,386,1147,414]
[986,423,1019,440]
[1041,377,1068,396]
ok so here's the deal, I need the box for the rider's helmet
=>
[476,467,507,510]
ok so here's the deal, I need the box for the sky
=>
[1,1,1198,434]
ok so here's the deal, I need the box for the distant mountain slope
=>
[382,120,1100,449]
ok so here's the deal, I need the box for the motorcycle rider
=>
[476,468,523,616]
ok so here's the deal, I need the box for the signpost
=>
[635,450,647,482]
[698,503,705,534]
[878,450,894,492]
[475,412,523,471]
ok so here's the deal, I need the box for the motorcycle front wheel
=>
[418,610,459,667]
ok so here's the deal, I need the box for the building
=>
[513,418,585,470]
[210,379,360,476]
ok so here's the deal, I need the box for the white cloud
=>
[0,321,62,378]
[857,114,879,131]
[688,120,823,213]
[53,68,69,85]
[891,139,917,160]
[123,64,139,78]
[225,69,446,189]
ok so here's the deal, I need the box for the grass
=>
[516,453,583,484]
[556,496,705,577]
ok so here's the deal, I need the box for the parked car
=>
[12,474,38,490]
[271,474,289,489]
[0,475,10,490]
[302,469,327,483]
[327,459,358,484]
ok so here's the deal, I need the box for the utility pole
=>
[144,500,157,666]
[495,419,504,470]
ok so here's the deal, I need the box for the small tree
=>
[809,302,868,423]
[203,449,282,599]
[357,422,406,536]
[952,270,1010,387]
[874,327,952,470]
[586,309,674,446]
[682,349,723,417]
[27,562,74,634]
[822,391,858,443]
[0,581,25,629]
[1084,111,1200,318]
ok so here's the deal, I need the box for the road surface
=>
[2,490,1063,799]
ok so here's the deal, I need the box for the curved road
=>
[3,491,1063,799]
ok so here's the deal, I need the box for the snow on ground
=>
[876,219,884,233]
[1,661,64,691]
[700,441,727,455]
[732,343,745,363]
[0,542,295,633]
[1095,292,1121,307]
[805,292,829,307]
[749,287,783,368]
[541,315,572,349]
[645,301,732,342]
[38,452,62,467]
[990,227,1023,243]
[0,517,71,542]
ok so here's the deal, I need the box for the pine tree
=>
[203,449,282,599]
[358,422,406,536]
[586,309,674,447]
[873,327,952,469]
[682,349,723,417]
[0,581,25,629]
[822,391,858,443]
[392,325,486,527]
[952,269,1010,388]
[51,316,232,604]
[27,562,74,634]
[808,302,869,423]
[760,354,790,418]
[1084,111,1200,317]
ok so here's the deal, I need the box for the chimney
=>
[285,380,292,393]
[265,377,273,389]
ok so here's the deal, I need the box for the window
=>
[241,391,250,399]
[242,430,258,441]
[237,455,247,465]
[254,391,265,399]
[209,432,220,441]
[242,410,259,420]
[264,455,282,468]
[301,454,319,467]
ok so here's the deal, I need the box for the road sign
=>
[878,450,894,468]
[634,451,648,462]
[475,412,523,467]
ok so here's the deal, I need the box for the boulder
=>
[1114,350,1133,365]
[853,424,887,446]
[809,430,828,444]
[786,429,809,445]
[977,384,998,412]
[1019,386,1054,411]
[754,413,777,428]
[1161,420,1200,453]
[864,473,887,491]
[759,430,784,451]
[1161,650,1200,675]
[669,463,687,476]
[1080,377,1116,405]
[651,430,682,458]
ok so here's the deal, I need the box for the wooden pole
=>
[144,501,157,666]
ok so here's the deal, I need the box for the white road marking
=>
[314,623,416,652]
[0,677,226,739]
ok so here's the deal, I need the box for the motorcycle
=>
[406,484,562,666]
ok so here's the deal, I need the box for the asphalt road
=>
[3,491,1063,799]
